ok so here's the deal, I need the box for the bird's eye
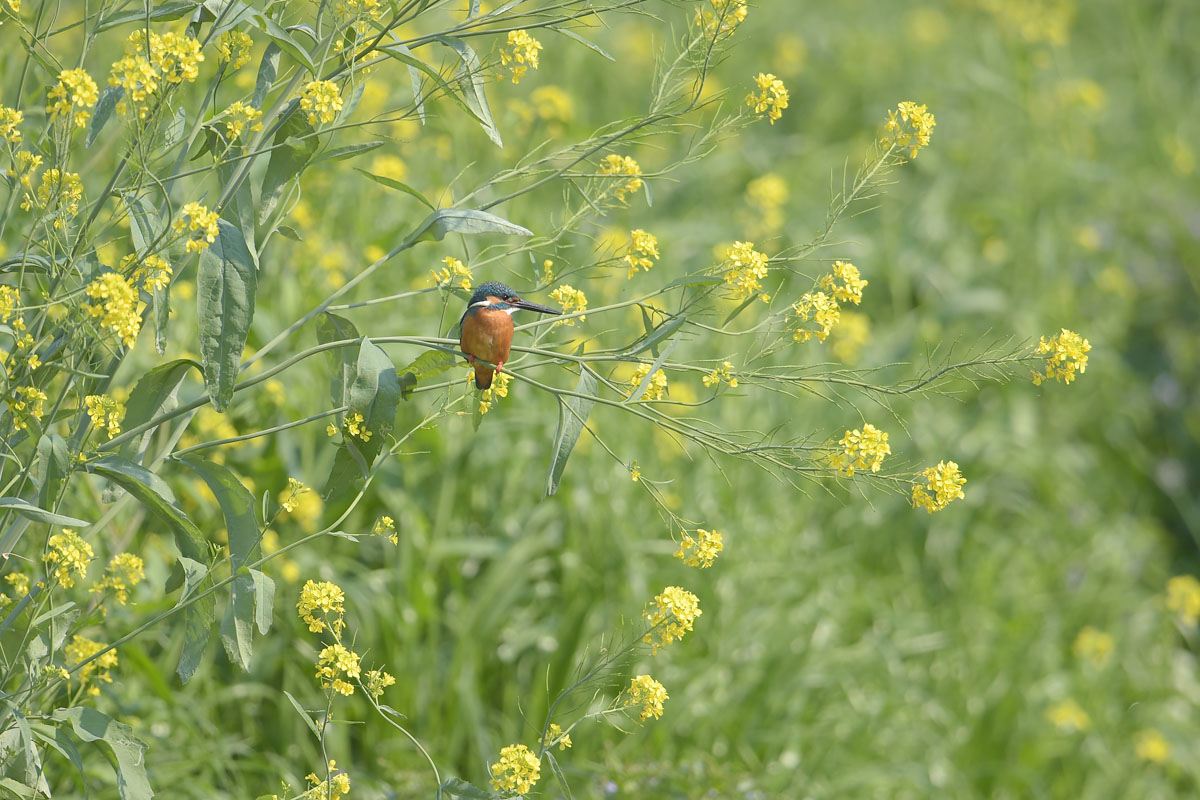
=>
[506,295,520,303]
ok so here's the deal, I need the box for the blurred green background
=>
[33,0,1200,797]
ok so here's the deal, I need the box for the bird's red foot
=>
[496,361,505,374]
[466,354,475,365]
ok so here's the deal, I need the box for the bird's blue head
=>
[466,281,562,315]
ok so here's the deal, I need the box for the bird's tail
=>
[473,363,494,390]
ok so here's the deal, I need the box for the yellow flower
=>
[628,363,668,401]
[316,642,361,695]
[722,241,770,301]
[911,460,967,513]
[90,553,145,605]
[0,286,20,325]
[1166,575,1200,626]
[223,100,263,141]
[1045,699,1090,732]
[746,72,789,124]
[85,394,127,439]
[644,586,701,653]
[478,371,512,415]
[541,722,572,751]
[364,668,395,699]
[8,151,42,190]
[10,385,47,431]
[344,411,372,441]
[702,361,738,388]
[675,529,724,568]
[1134,728,1169,764]
[626,674,668,721]
[174,202,220,254]
[85,272,141,347]
[280,477,310,513]
[25,169,84,227]
[598,154,644,202]
[297,579,346,634]
[5,573,30,600]
[300,80,343,125]
[65,635,118,696]
[47,69,99,128]
[629,461,641,482]
[43,528,93,588]
[549,284,588,325]
[831,423,891,476]
[790,291,839,342]
[125,253,173,292]
[820,261,867,305]
[490,744,541,795]
[430,256,473,291]
[695,0,748,37]
[499,29,543,83]
[372,515,398,545]
[1032,328,1090,386]
[624,229,660,278]
[155,31,205,83]
[216,30,254,70]
[1072,626,1114,667]
[883,101,936,159]
[0,0,19,17]
[305,761,351,800]
[0,106,22,143]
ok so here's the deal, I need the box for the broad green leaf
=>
[173,557,209,605]
[30,723,85,787]
[354,168,435,210]
[249,568,275,634]
[220,572,255,671]
[409,208,532,245]
[116,359,199,461]
[10,708,48,797]
[627,335,680,403]
[347,337,402,462]
[321,442,368,503]
[398,349,457,397]
[439,777,502,799]
[435,36,502,147]
[177,589,215,685]
[34,434,69,513]
[258,108,318,225]
[198,219,257,411]
[0,254,52,273]
[248,11,316,74]
[0,497,87,528]
[178,457,259,569]
[52,707,154,800]
[624,315,685,357]
[87,457,207,563]
[201,0,258,37]
[546,368,598,495]
[252,42,281,109]
[315,312,360,409]
[87,86,124,148]
[314,140,384,164]
[97,0,194,31]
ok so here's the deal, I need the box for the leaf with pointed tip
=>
[282,690,321,738]
[0,498,87,528]
[398,349,456,398]
[314,140,384,164]
[354,168,435,210]
[87,86,124,148]
[440,777,503,799]
[546,368,598,495]
[627,336,680,403]
[88,457,206,563]
[434,36,502,147]
[258,108,318,225]
[34,434,69,513]
[624,315,685,357]
[198,219,257,412]
[315,313,360,409]
[408,208,532,245]
[117,359,199,461]
[97,0,193,31]
[252,42,281,109]
[220,572,255,671]
[249,568,275,634]
[177,588,215,685]
[248,11,316,74]
[52,707,154,800]
[177,457,259,569]
[548,25,615,61]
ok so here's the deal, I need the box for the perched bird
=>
[459,281,561,390]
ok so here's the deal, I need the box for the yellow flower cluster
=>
[478,370,511,415]
[23,169,84,228]
[490,744,541,795]
[174,201,220,254]
[541,723,572,751]
[624,229,660,278]
[372,515,399,545]
[43,528,93,588]
[300,80,343,125]
[1134,728,1170,764]
[820,261,867,305]
[549,284,587,325]
[1045,698,1090,732]
[6,573,30,601]
[47,69,99,128]
[8,151,42,193]
[305,761,351,800]
[85,394,126,439]
[0,286,20,325]
[223,100,263,141]
[702,361,738,388]
[695,0,748,37]
[675,529,724,569]
[344,411,372,441]
[883,101,937,159]
[316,642,362,696]
[90,552,145,605]
[0,0,18,18]
[1166,574,1200,626]
[430,256,473,291]
[85,272,141,347]
[364,668,396,699]
[911,460,967,513]
[109,30,205,119]
[499,29,543,83]
[332,0,382,24]
[746,72,789,124]
[722,240,770,301]
[831,423,891,476]
[626,674,668,721]
[1072,626,1114,667]
[66,635,119,696]
[644,586,701,653]
[215,30,254,70]
[11,385,47,431]
[628,363,668,401]
[281,477,311,513]
[297,579,347,634]
[790,291,839,342]
[127,253,172,292]
[1032,328,1090,385]
[1,106,23,143]
[598,154,644,202]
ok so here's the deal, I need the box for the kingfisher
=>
[459,281,561,390]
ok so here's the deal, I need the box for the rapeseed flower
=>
[46,69,99,128]
[490,744,541,795]
[85,394,126,438]
[85,272,141,347]
[626,674,668,721]
[1134,728,1169,764]
[215,30,254,70]
[127,253,172,292]
[305,761,351,800]
[722,241,770,301]
[43,528,93,587]
[598,154,643,202]
[66,635,118,695]
[912,460,967,513]
[1032,328,1090,385]
[790,291,839,342]
[820,261,867,305]
[499,30,542,83]
[174,202,220,254]
[372,516,399,545]
[223,100,263,140]
[746,72,789,124]
[628,363,668,401]
[364,668,395,699]
[549,284,587,325]
[1166,575,1200,626]
[478,371,512,415]
[1046,699,1090,732]
[541,723,572,751]
[695,0,748,37]
[316,642,361,695]
[0,106,22,143]
[297,579,346,634]
[883,101,936,159]
[831,423,891,476]
[10,385,47,431]
[675,529,724,568]
[702,361,738,388]
[624,229,660,278]
[430,256,473,291]
[90,552,145,605]
[1072,626,1114,667]
[644,586,701,653]
[300,80,343,125]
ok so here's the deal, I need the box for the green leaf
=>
[0,497,87,528]
[723,293,761,326]
[252,42,281,109]
[547,25,615,61]
[315,312,360,410]
[248,11,316,75]
[198,219,257,412]
[0,253,53,273]
[124,192,163,256]
[154,281,171,354]
[173,557,209,605]
[276,224,303,241]
[314,140,384,164]
[398,349,457,397]
[439,777,502,799]
[347,337,402,460]
[0,777,36,799]
[624,315,685,357]
[249,568,275,634]
[435,36,502,147]
[202,0,258,37]
[52,707,154,800]
[545,751,575,799]
[220,572,255,671]
[546,368,598,495]
[177,587,215,685]
[627,336,680,403]
[177,457,259,569]
[97,0,195,32]
[34,434,69,514]
[116,359,199,461]
[88,457,207,563]
[282,690,321,739]
[87,85,124,148]
[354,168,435,210]
[258,108,318,225]
[664,275,724,290]
[409,208,532,245]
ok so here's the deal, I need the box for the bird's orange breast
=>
[460,306,514,363]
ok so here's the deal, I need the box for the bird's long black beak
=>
[512,299,562,315]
